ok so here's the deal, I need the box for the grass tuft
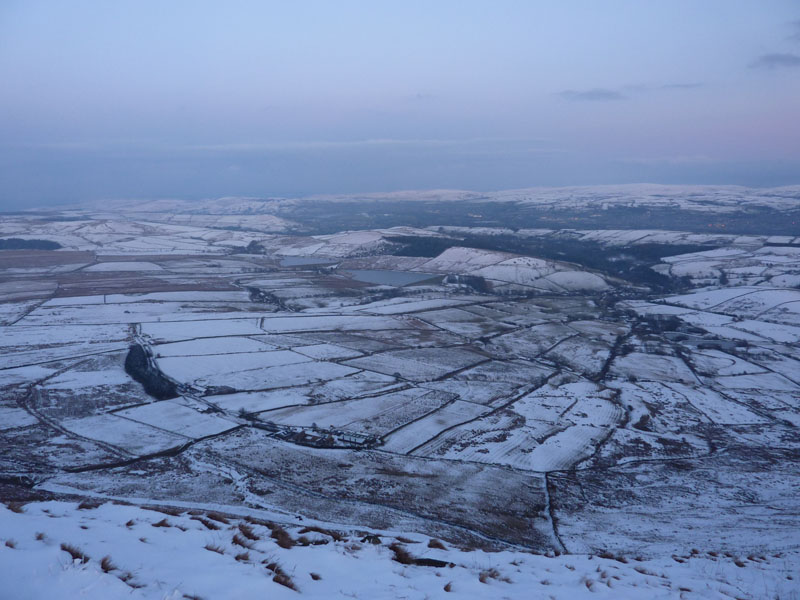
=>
[298,525,344,542]
[205,512,230,524]
[265,560,297,591]
[388,542,414,565]
[5,502,25,514]
[77,500,102,510]
[310,572,322,581]
[190,516,220,531]
[395,536,418,544]
[152,518,171,528]
[479,568,512,584]
[269,523,295,549]
[100,555,117,573]
[145,505,184,517]
[428,539,447,550]
[5,540,16,549]
[273,572,297,591]
[234,552,250,562]
[232,533,253,549]
[238,523,260,541]
[60,543,89,564]
[204,544,225,555]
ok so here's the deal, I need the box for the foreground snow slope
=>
[1,501,796,600]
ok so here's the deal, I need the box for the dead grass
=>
[152,518,171,528]
[118,572,135,585]
[204,544,225,555]
[265,561,297,591]
[5,501,26,514]
[115,569,145,590]
[273,572,297,591]
[479,568,512,584]
[100,555,117,573]
[310,572,322,581]
[478,569,494,584]
[269,523,295,549]
[238,523,260,541]
[35,532,45,541]
[232,533,253,549]
[5,540,16,549]
[77,500,103,510]
[145,505,184,517]
[60,543,89,563]
[443,581,452,592]
[389,542,414,565]
[395,536,418,544]
[234,552,250,562]
[428,539,447,550]
[205,512,230,525]
[190,516,220,531]
[388,542,452,568]
[298,525,344,542]
[125,519,135,528]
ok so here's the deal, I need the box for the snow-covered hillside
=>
[2,501,796,600]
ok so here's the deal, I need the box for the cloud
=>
[750,53,800,68]
[559,88,626,102]
[560,83,702,101]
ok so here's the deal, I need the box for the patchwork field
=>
[1,206,798,589]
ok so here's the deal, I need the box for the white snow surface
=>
[1,501,796,600]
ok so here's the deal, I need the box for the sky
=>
[1,0,799,208]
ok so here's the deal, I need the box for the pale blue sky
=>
[1,1,799,207]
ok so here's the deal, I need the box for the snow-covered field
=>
[2,197,799,598]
